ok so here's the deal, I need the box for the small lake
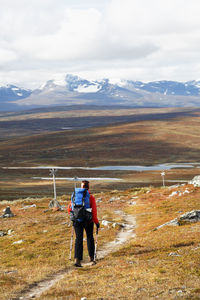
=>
[5,163,200,172]
[89,163,200,171]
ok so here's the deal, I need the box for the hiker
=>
[68,180,100,267]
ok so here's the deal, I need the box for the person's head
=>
[81,180,90,190]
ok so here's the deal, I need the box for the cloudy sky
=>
[1,0,200,88]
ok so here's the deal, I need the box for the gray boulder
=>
[0,207,14,218]
[0,231,7,237]
[179,210,200,223]
[154,218,179,230]
[154,210,200,230]
[189,175,200,187]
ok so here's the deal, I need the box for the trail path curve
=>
[12,211,136,300]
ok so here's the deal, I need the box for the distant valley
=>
[1,106,200,200]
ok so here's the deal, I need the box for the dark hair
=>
[82,180,89,189]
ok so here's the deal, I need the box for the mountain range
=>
[1,74,200,111]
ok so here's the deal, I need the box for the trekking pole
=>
[94,227,99,262]
[69,225,74,260]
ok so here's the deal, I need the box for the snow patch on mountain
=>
[75,84,100,93]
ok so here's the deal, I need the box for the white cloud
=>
[0,0,200,87]
[107,0,200,35]
[0,47,17,65]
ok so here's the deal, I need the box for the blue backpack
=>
[70,188,92,222]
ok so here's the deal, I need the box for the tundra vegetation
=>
[0,184,200,299]
[1,107,200,200]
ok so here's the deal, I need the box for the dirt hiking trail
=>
[12,211,136,300]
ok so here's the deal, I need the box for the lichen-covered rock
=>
[189,175,200,187]
[154,210,200,230]
[179,210,200,223]
[0,207,14,218]
[0,231,7,237]
[154,218,179,230]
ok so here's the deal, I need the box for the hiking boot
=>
[90,257,97,265]
[74,259,82,268]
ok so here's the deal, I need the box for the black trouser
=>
[73,221,95,260]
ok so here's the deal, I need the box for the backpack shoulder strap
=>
[82,189,87,206]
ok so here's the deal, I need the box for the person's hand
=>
[96,222,100,234]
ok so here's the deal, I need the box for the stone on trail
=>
[0,206,14,218]
[112,222,122,229]
[102,220,110,227]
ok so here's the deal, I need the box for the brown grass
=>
[0,193,122,300]
[1,107,200,298]
[36,184,200,300]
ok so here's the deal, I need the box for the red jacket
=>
[68,190,99,224]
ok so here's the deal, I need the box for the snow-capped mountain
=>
[122,80,200,96]
[1,75,200,111]
[0,85,32,111]
[0,84,31,101]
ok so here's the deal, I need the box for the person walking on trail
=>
[68,180,100,267]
